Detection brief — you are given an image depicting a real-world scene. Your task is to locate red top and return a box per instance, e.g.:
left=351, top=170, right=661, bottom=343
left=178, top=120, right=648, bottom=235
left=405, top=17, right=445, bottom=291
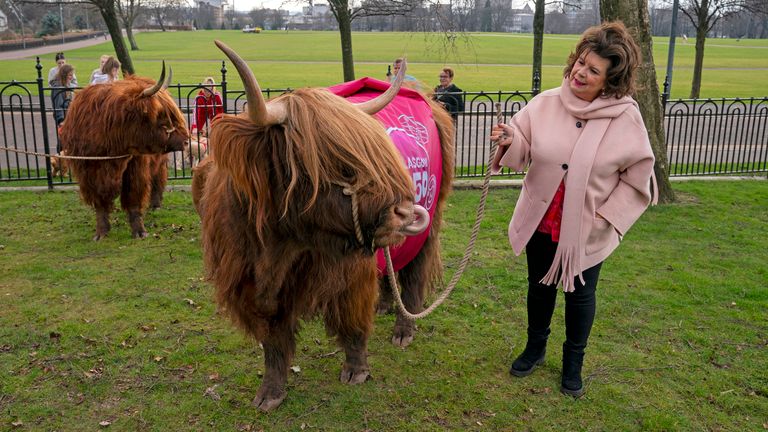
left=193, top=91, right=223, bottom=133
left=537, top=180, right=565, bottom=242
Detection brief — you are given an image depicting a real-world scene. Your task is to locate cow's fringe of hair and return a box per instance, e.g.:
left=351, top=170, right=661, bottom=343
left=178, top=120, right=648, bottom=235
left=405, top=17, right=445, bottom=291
left=211, top=88, right=414, bottom=245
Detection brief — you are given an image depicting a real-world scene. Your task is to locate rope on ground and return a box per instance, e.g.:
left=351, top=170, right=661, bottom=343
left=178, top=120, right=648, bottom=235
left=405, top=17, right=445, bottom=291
left=385, top=102, right=504, bottom=320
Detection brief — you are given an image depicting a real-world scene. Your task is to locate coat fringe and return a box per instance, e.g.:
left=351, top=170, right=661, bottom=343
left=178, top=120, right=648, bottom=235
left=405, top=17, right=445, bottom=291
left=540, top=245, right=585, bottom=292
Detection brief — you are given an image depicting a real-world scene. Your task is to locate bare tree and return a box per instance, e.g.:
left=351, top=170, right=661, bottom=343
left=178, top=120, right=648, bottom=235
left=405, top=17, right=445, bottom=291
left=601, top=0, right=675, bottom=202
left=22, top=0, right=136, bottom=74
left=531, top=0, right=583, bottom=91
left=324, top=0, right=419, bottom=81
left=145, top=0, right=184, bottom=31
left=677, top=0, right=765, bottom=97
left=116, top=0, right=141, bottom=50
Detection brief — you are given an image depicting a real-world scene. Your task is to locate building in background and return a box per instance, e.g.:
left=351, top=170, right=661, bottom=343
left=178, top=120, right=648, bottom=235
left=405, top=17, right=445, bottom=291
left=196, top=0, right=228, bottom=29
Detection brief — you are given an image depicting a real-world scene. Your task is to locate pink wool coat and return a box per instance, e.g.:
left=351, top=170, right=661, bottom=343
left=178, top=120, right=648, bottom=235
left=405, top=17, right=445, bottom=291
left=492, top=80, right=657, bottom=289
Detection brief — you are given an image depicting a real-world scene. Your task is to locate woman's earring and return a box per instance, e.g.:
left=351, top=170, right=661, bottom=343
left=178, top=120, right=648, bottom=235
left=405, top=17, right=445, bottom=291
left=601, top=88, right=606, bottom=96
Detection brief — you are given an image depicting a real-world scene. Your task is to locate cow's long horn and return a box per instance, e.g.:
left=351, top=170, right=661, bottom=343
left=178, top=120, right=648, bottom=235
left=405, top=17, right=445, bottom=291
left=402, top=204, right=430, bottom=236
left=214, top=40, right=286, bottom=126
left=161, top=67, right=172, bottom=91
left=355, top=58, right=407, bottom=115
left=142, top=61, right=166, bottom=97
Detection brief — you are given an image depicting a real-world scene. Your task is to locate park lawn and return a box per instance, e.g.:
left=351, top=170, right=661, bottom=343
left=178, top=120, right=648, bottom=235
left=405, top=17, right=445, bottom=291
left=1, top=30, right=766, bottom=98
left=0, top=180, right=766, bottom=431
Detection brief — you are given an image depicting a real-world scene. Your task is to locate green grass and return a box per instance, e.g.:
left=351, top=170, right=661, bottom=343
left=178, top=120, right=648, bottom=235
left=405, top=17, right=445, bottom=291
left=0, top=180, right=766, bottom=430
left=1, top=31, right=767, bottom=98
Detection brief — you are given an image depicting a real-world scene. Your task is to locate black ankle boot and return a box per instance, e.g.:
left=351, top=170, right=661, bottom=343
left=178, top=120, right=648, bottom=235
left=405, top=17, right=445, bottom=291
left=509, top=341, right=546, bottom=377
left=561, top=349, right=585, bottom=397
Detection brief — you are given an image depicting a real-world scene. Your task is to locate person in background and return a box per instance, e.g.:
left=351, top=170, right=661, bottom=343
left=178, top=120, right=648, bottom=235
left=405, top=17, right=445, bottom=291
left=90, top=56, right=121, bottom=84
left=48, top=52, right=78, bottom=88
left=191, top=77, right=224, bottom=136
left=489, top=21, right=657, bottom=398
left=433, top=67, right=464, bottom=120
left=89, top=55, right=110, bottom=84
left=387, top=58, right=421, bottom=91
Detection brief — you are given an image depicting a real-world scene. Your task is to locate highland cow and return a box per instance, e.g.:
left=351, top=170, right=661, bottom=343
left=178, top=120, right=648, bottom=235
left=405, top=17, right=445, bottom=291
left=193, top=41, right=454, bottom=412
left=59, top=64, right=189, bottom=240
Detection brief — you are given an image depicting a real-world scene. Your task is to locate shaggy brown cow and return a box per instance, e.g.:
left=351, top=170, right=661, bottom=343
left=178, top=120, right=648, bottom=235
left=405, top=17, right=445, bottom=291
left=59, top=64, right=189, bottom=240
left=193, top=41, right=453, bottom=412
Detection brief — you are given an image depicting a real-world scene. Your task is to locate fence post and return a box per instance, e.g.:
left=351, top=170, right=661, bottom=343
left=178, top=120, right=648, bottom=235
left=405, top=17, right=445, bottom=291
left=36, top=57, right=54, bottom=190
left=662, top=75, right=670, bottom=106
left=220, top=60, right=228, bottom=114
left=532, top=70, right=540, bottom=96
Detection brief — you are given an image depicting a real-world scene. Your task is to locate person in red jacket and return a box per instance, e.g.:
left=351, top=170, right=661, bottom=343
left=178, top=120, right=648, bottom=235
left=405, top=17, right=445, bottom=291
left=191, top=77, right=223, bottom=136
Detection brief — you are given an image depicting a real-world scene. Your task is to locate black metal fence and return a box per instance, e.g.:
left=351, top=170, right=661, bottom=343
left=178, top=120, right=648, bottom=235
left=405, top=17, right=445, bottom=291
left=1, top=58, right=766, bottom=188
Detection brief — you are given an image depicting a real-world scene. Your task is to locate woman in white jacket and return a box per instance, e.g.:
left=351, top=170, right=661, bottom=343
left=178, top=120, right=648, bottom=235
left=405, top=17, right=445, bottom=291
left=490, top=21, right=657, bottom=398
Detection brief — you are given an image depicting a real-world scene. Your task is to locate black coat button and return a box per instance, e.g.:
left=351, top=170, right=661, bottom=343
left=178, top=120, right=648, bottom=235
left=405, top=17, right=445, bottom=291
left=576, top=121, right=582, bottom=128
left=562, top=163, right=568, bottom=170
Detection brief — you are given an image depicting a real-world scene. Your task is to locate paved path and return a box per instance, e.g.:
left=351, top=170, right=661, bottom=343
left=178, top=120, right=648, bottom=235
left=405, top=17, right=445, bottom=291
left=0, top=34, right=113, bottom=61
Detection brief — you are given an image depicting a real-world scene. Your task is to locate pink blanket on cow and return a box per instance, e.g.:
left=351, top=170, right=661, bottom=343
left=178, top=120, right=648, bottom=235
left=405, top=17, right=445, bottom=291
left=329, top=78, right=443, bottom=274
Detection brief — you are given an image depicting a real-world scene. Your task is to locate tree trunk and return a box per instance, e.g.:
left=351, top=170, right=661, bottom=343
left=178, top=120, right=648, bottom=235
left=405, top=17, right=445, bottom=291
left=601, top=0, right=675, bottom=202
left=335, top=6, right=355, bottom=82
left=99, top=1, right=135, bottom=75
left=690, top=2, right=709, bottom=99
left=155, top=11, right=166, bottom=32
left=531, top=0, right=544, bottom=91
left=126, top=24, right=139, bottom=50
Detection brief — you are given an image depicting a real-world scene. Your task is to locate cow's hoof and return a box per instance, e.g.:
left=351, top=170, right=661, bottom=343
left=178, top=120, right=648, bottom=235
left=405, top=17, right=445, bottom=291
left=92, top=232, right=107, bottom=241
left=340, top=366, right=370, bottom=385
left=391, top=332, right=414, bottom=348
left=252, top=387, right=287, bottom=413
left=132, top=231, right=148, bottom=239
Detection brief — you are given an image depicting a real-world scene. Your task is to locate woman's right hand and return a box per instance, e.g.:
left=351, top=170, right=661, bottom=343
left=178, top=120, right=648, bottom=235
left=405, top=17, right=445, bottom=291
left=490, top=123, right=514, bottom=147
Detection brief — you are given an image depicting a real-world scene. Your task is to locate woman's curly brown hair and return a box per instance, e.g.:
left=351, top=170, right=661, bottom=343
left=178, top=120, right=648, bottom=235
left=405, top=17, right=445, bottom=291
left=563, top=21, right=642, bottom=99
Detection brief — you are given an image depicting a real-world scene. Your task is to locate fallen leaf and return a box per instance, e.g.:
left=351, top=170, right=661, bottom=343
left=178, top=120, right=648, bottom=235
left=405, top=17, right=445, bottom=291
left=49, top=331, right=62, bottom=341
left=290, top=366, right=301, bottom=373
left=208, top=372, right=220, bottom=381
left=153, top=356, right=164, bottom=362
left=204, top=385, right=221, bottom=401
left=11, top=420, right=23, bottom=427
left=99, top=420, right=111, bottom=427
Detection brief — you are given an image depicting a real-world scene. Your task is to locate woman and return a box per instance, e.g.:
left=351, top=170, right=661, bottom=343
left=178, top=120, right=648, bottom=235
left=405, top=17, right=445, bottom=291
left=433, top=67, right=464, bottom=119
left=489, top=21, right=657, bottom=398
left=89, top=55, right=110, bottom=84
left=90, top=56, right=121, bottom=84
left=52, top=64, right=76, bottom=127
left=48, top=52, right=78, bottom=87
left=191, top=77, right=223, bottom=136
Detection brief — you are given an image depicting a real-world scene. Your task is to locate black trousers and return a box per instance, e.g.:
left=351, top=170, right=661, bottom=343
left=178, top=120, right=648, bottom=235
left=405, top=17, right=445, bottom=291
left=524, top=231, right=602, bottom=355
